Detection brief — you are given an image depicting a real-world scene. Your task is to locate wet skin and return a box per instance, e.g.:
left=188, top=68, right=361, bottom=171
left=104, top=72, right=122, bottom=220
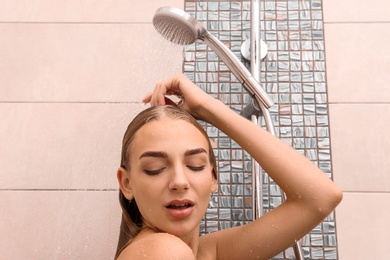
left=124, top=118, right=217, bottom=242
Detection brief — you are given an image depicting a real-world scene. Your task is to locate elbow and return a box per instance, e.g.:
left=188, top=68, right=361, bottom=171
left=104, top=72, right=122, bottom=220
left=330, top=184, right=343, bottom=208
left=332, top=186, right=343, bottom=209
left=317, top=185, right=343, bottom=218
left=334, top=187, right=344, bottom=205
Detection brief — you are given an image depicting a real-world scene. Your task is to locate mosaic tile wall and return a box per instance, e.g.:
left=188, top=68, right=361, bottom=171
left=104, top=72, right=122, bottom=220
left=183, top=0, right=337, bottom=259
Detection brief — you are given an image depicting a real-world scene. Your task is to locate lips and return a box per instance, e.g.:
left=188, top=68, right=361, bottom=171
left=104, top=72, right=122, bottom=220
left=165, top=200, right=194, bottom=219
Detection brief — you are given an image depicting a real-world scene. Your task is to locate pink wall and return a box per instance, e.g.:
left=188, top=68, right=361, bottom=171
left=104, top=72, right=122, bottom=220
left=0, top=1, right=183, bottom=258
left=324, top=1, right=390, bottom=259
left=2, top=0, right=390, bottom=259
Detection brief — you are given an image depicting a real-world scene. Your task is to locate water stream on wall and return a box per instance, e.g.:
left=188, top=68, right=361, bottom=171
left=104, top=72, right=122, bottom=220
left=115, top=28, right=185, bottom=102
left=88, top=28, right=186, bottom=190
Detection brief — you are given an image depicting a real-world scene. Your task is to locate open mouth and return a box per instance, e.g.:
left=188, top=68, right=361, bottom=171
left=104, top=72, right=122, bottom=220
left=165, top=200, right=195, bottom=218
left=166, top=203, right=193, bottom=210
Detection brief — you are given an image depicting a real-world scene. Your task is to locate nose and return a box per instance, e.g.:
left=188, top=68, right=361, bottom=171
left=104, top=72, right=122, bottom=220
left=168, top=166, right=190, bottom=192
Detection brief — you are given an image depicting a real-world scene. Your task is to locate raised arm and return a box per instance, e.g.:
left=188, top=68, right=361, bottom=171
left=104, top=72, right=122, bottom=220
left=144, top=74, right=343, bottom=260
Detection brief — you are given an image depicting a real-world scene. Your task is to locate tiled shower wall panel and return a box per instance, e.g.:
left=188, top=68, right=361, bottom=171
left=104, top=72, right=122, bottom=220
left=184, top=1, right=337, bottom=259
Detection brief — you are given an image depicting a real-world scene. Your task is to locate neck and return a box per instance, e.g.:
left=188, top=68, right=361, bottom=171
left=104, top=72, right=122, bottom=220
left=178, top=227, right=200, bottom=258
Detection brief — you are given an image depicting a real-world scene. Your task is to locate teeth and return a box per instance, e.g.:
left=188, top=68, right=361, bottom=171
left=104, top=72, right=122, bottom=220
left=168, top=203, right=192, bottom=208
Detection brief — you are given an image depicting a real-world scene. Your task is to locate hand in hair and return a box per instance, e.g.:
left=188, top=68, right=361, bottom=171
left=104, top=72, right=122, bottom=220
left=142, top=74, right=215, bottom=122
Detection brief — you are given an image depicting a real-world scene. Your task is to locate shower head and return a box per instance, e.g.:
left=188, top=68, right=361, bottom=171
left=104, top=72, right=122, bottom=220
left=153, top=6, right=206, bottom=45
left=153, top=6, right=274, bottom=109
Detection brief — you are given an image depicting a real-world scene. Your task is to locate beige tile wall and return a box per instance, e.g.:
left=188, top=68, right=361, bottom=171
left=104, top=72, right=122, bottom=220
left=0, top=1, right=183, bottom=258
left=324, top=0, right=390, bottom=259
left=4, top=1, right=387, bottom=259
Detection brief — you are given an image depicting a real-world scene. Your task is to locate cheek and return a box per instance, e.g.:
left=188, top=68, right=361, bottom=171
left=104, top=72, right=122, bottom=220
left=131, top=178, right=158, bottom=207
left=197, top=179, right=214, bottom=214
left=195, top=174, right=215, bottom=198
left=133, top=188, right=159, bottom=220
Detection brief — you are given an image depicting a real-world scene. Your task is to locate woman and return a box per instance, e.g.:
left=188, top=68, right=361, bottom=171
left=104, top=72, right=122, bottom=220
left=116, top=74, right=343, bottom=259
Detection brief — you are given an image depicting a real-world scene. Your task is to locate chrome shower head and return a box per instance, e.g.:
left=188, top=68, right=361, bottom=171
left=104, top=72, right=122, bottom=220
left=152, top=6, right=274, bottom=109
left=153, top=6, right=205, bottom=45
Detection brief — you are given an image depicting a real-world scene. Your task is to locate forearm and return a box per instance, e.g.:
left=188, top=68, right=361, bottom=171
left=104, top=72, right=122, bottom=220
left=201, top=99, right=342, bottom=213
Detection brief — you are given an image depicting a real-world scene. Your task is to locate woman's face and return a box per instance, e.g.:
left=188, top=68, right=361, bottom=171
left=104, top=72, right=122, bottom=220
left=127, top=117, right=217, bottom=237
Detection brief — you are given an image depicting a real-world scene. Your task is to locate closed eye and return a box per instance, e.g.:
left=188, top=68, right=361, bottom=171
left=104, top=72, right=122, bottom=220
left=144, top=168, right=166, bottom=175
left=187, top=165, right=206, bottom=172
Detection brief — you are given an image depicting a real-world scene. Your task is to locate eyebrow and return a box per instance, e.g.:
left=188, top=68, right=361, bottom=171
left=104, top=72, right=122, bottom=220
left=184, top=148, right=208, bottom=156
left=139, top=148, right=207, bottom=159
left=139, top=151, right=168, bottom=159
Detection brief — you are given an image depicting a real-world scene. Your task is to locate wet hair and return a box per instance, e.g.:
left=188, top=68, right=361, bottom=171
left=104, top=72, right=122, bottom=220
left=115, top=105, right=217, bottom=258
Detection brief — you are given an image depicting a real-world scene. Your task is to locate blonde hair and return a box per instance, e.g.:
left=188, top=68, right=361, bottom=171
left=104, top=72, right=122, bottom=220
left=115, top=105, right=217, bottom=258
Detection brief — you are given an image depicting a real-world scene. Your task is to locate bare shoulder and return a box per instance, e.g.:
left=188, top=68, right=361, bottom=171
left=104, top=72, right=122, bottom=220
left=118, top=233, right=195, bottom=260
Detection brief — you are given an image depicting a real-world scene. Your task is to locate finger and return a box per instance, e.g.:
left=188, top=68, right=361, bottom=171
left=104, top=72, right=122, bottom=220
left=154, top=78, right=177, bottom=106
left=156, top=82, right=168, bottom=106
left=149, top=82, right=167, bottom=106
left=142, top=92, right=153, bottom=103
left=149, top=94, right=160, bottom=106
left=143, top=74, right=186, bottom=106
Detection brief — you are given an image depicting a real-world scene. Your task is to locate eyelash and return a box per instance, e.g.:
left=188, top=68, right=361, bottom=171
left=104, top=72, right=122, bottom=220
left=143, top=168, right=165, bottom=176
left=187, top=165, right=206, bottom=172
left=143, top=165, right=206, bottom=175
